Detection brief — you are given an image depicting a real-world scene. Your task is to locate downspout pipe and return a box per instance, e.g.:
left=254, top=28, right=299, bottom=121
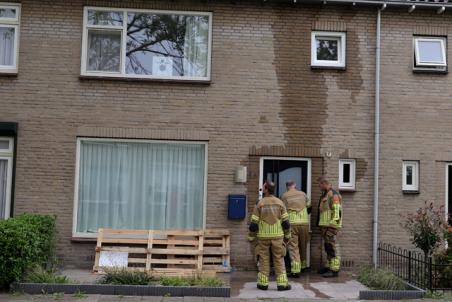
left=373, top=7, right=382, bottom=268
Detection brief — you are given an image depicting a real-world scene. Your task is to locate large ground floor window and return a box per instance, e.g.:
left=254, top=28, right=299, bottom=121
left=0, top=137, right=13, bottom=219
left=74, top=138, right=207, bottom=236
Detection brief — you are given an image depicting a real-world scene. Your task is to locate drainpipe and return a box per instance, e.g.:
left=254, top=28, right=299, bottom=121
left=373, top=6, right=382, bottom=268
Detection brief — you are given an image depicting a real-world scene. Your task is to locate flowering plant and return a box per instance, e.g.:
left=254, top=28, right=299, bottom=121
left=402, top=201, right=448, bottom=258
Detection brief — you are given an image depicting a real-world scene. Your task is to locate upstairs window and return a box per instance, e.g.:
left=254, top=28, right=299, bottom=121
left=339, top=159, right=355, bottom=191
left=311, top=31, right=346, bottom=68
left=0, top=3, right=20, bottom=73
left=81, top=7, right=212, bottom=81
left=402, top=161, right=419, bottom=192
left=414, top=37, right=447, bottom=72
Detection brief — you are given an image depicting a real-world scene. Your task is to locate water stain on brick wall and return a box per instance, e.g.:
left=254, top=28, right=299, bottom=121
left=272, top=4, right=328, bottom=149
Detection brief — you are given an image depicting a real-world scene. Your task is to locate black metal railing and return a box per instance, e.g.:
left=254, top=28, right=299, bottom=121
left=378, top=242, right=452, bottom=291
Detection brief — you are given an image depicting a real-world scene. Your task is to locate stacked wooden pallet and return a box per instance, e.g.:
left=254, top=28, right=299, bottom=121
left=93, top=228, right=230, bottom=276
left=203, top=229, right=231, bottom=273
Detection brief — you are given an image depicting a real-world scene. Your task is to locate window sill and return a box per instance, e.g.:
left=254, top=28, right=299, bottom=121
left=413, top=68, right=447, bottom=75
left=402, top=190, right=420, bottom=194
left=339, top=188, right=356, bottom=193
left=311, top=65, right=346, bottom=71
left=79, top=74, right=211, bottom=85
left=71, top=237, right=97, bottom=243
left=0, top=71, right=18, bottom=76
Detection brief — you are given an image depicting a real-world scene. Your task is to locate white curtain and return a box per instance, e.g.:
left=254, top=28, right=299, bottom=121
left=183, top=16, right=208, bottom=77
left=0, top=27, right=15, bottom=66
left=0, top=159, right=7, bottom=219
left=76, top=140, right=206, bottom=234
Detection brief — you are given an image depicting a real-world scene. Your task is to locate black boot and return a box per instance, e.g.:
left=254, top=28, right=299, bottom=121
left=317, top=267, right=330, bottom=274
left=257, top=284, right=268, bottom=290
left=277, top=284, right=292, bottom=291
left=322, top=270, right=339, bottom=278
left=289, top=272, right=301, bottom=278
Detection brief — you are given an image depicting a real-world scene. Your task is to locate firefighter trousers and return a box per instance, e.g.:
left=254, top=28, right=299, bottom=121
left=255, top=238, right=289, bottom=287
left=321, top=227, right=341, bottom=272
left=288, top=224, right=310, bottom=273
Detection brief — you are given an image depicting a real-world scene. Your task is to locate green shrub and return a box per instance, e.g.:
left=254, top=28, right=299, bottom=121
left=22, top=266, right=70, bottom=284
left=159, top=276, right=191, bottom=287
left=98, top=269, right=224, bottom=287
left=0, top=213, right=57, bottom=288
left=358, top=266, right=406, bottom=290
left=159, top=276, right=224, bottom=287
left=98, top=268, right=153, bottom=285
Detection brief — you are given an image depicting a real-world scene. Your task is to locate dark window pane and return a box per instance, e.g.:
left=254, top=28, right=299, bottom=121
left=406, top=166, right=413, bottom=185
left=88, top=10, right=123, bottom=26
left=316, top=38, right=338, bottom=61
left=343, top=164, right=350, bottom=183
left=87, top=30, right=121, bottom=72
left=126, top=13, right=209, bottom=77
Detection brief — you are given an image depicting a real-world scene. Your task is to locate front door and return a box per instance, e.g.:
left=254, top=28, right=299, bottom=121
left=259, top=157, right=312, bottom=267
left=260, top=158, right=310, bottom=199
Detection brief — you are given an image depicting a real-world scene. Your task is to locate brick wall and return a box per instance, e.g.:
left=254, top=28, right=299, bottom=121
left=2, top=0, right=448, bottom=270
left=378, top=8, right=452, bottom=248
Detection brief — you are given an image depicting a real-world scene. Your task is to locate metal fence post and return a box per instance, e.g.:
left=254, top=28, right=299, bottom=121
left=408, top=251, right=412, bottom=284
left=428, top=257, right=433, bottom=290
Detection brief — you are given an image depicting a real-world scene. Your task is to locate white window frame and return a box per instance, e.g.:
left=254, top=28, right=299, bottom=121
left=339, top=159, right=356, bottom=191
left=0, top=137, right=14, bottom=219
left=81, top=6, right=212, bottom=81
left=402, top=161, right=419, bottom=192
left=0, top=3, right=20, bottom=73
left=311, top=31, right=346, bottom=68
left=414, top=37, right=447, bottom=68
left=72, top=137, right=209, bottom=238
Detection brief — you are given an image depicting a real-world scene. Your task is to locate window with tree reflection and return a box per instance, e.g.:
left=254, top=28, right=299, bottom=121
left=82, top=8, right=211, bottom=80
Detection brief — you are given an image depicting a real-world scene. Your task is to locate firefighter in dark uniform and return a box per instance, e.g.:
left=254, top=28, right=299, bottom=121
left=248, top=181, right=292, bottom=291
left=317, top=176, right=343, bottom=278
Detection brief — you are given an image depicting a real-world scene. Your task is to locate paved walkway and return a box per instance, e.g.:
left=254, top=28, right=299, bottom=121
left=1, top=270, right=446, bottom=301
left=0, top=295, right=450, bottom=302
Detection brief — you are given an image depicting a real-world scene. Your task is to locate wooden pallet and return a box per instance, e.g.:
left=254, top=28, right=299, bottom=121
left=203, top=229, right=231, bottom=273
left=93, top=228, right=230, bottom=275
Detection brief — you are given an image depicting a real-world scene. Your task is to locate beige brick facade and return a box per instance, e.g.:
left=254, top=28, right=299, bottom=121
left=0, top=0, right=450, bottom=270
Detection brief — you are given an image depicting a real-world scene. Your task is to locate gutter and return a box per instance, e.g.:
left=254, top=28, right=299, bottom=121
left=373, top=6, right=382, bottom=268
left=267, top=0, right=450, bottom=10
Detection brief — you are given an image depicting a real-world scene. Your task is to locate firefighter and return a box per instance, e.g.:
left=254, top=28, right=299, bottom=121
left=281, top=180, right=311, bottom=278
left=248, top=180, right=292, bottom=291
left=317, top=176, right=343, bottom=278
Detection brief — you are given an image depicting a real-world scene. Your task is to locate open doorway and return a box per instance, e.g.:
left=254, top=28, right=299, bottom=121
left=259, top=157, right=312, bottom=267
left=259, top=157, right=311, bottom=200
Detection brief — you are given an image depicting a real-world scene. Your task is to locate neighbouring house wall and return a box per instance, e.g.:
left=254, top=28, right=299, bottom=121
left=379, top=9, right=452, bottom=248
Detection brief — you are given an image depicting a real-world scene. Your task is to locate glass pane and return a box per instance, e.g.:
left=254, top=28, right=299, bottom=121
left=0, top=8, right=16, bottom=18
left=0, top=159, right=7, bottom=219
left=406, top=166, right=413, bottom=185
left=87, top=10, right=123, bottom=26
left=126, top=13, right=209, bottom=77
left=317, top=38, right=339, bottom=61
left=343, top=163, right=351, bottom=183
left=417, top=40, right=444, bottom=63
left=0, top=140, right=9, bottom=150
left=0, top=27, right=15, bottom=66
left=87, top=30, right=121, bottom=72
left=279, top=167, right=302, bottom=199
left=77, top=141, right=205, bottom=233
